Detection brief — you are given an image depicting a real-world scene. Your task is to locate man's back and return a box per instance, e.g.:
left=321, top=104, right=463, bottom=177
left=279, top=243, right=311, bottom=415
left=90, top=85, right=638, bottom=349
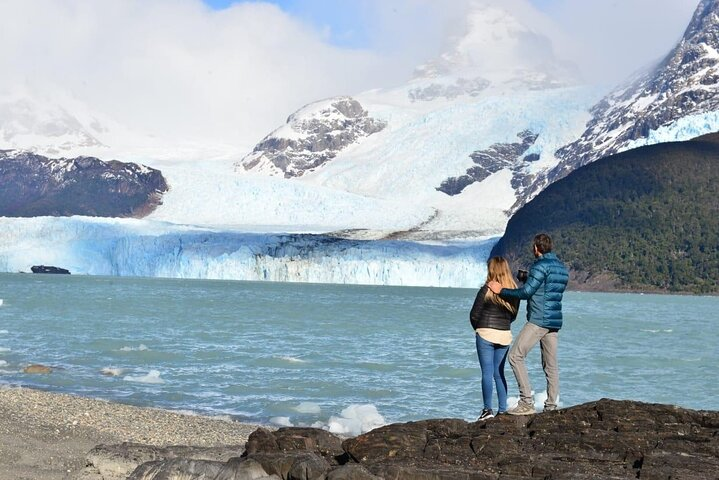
left=530, top=252, right=569, bottom=330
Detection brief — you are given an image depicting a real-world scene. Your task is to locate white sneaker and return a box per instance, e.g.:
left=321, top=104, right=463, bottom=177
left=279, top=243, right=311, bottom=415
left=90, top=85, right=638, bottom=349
left=507, top=401, right=536, bottom=416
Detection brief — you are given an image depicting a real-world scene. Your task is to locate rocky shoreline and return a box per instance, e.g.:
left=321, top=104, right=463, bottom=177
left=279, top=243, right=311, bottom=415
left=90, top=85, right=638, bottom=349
left=1, top=387, right=717, bottom=479
left=0, top=386, right=258, bottom=479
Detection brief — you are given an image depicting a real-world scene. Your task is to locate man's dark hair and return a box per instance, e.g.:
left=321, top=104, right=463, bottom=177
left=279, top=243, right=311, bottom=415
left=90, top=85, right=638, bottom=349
left=534, top=233, right=553, bottom=254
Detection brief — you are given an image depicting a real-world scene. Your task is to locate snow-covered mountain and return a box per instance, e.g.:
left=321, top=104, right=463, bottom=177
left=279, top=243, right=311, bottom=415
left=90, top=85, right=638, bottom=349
left=236, top=5, right=598, bottom=235
left=239, top=97, right=387, bottom=178
left=513, top=0, right=719, bottom=208
left=2, top=1, right=719, bottom=287
left=0, top=89, right=106, bottom=156
left=240, top=0, right=719, bottom=228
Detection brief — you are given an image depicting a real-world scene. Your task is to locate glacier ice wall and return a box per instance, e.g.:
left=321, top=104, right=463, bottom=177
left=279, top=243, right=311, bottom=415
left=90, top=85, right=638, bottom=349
left=0, top=217, right=495, bottom=288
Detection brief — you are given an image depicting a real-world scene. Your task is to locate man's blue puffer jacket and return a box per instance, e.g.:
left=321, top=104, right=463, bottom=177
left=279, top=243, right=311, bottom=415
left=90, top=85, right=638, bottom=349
left=500, top=252, right=569, bottom=330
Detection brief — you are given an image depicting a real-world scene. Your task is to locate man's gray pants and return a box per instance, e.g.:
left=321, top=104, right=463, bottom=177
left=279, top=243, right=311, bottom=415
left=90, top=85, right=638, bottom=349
left=508, top=322, right=559, bottom=408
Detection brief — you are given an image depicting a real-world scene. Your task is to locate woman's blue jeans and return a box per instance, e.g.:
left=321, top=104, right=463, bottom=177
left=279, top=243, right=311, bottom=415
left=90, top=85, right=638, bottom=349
left=475, top=335, right=509, bottom=413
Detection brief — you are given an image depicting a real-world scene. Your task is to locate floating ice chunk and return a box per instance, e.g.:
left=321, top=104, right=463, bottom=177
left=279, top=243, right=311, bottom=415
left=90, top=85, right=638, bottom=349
left=0, top=347, right=10, bottom=353
left=327, top=404, right=386, bottom=436
left=293, top=402, right=322, bottom=414
left=119, top=344, right=149, bottom=352
left=270, top=416, right=293, bottom=427
left=0, top=299, right=4, bottom=306
left=0, top=330, right=7, bottom=334
left=507, top=391, right=560, bottom=412
left=278, top=356, right=306, bottom=363
left=123, top=370, right=165, bottom=384
left=0, top=360, right=7, bottom=366
left=101, top=367, right=124, bottom=376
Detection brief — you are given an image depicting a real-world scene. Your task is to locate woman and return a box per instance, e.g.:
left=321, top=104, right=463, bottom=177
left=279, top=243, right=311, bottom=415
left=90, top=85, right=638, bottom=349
left=470, top=257, right=519, bottom=420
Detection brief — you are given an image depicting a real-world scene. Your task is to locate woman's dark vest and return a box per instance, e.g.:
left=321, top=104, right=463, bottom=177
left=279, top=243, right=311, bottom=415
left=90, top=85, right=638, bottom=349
left=470, top=285, right=518, bottom=330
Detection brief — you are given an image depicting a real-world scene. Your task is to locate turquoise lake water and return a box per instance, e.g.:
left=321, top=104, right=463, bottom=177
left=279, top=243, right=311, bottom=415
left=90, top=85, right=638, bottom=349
left=0, top=273, right=716, bottom=433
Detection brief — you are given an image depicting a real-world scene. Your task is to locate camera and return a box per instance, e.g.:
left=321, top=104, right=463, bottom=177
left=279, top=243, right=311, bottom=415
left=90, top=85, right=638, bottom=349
left=516, top=269, right=528, bottom=283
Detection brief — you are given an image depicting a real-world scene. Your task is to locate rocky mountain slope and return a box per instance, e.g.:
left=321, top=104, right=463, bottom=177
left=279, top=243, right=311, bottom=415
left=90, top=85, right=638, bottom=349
left=513, top=0, right=719, bottom=209
left=239, top=97, right=386, bottom=178
left=235, top=5, right=595, bottom=235
left=0, top=151, right=167, bottom=217
left=3, top=3, right=719, bottom=243
left=490, top=133, right=719, bottom=294
left=235, top=0, right=719, bottom=235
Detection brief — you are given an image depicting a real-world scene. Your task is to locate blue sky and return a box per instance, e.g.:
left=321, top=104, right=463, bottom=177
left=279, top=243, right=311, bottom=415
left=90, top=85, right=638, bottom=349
left=203, top=0, right=377, bottom=47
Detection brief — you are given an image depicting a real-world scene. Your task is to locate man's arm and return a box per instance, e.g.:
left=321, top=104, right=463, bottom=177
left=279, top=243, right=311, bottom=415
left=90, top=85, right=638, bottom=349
left=488, top=266, right=546, bottom=300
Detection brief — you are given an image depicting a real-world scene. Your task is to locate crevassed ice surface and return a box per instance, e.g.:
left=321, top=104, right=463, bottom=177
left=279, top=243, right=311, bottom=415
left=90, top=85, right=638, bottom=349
left=0, top=217, right=495, bottom=288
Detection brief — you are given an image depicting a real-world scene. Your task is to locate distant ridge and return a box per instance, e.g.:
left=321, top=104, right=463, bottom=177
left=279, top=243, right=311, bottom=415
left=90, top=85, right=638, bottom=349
left=491, top=133, right=719, bottom=294
left=0, top=151, right=167, bottom=218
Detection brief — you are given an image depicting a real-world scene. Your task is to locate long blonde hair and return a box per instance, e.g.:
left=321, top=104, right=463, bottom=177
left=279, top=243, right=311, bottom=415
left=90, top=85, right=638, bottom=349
left=484, top=257, right=518, bottom=314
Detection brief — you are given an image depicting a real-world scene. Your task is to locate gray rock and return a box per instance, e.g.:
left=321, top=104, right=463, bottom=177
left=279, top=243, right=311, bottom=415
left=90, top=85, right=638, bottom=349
left=437, top=130, right=539, bottom=196
left=85, top=399, right=719, bottom=479
left=245, top=427, right=344, bottom=460
left=129, top=457, right=283, bottom=480
left=326, top=464, right=382, bottom=480
left=84, top=442, right=243, bottom=479
left=287, top=453, right=331, bottom=480
left=238, top=97, right=386, bottom=178
left=128, top=458, right=225, bottom=479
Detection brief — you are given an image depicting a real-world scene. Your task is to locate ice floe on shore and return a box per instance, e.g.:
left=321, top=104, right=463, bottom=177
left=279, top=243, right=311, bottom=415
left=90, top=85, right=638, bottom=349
left=123, top=370, right=165, bottom=384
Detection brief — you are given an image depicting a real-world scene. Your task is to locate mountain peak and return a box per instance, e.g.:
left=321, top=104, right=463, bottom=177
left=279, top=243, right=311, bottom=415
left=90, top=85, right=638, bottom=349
left=680, top=0, right=719, bottom=41
left=414, top=4, right=579, bottom=88
left=511, top=0, right=719, bottom=211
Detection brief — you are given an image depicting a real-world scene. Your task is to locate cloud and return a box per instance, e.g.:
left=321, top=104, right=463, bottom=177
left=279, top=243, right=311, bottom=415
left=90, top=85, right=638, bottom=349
left=0, top=0, right=406, bottom=149
left=531, top=0, right=699, bottom=83
left=0, top=0, right=703, bottom=154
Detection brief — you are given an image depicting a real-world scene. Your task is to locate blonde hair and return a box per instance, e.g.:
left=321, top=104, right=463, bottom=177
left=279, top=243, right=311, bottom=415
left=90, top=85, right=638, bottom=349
left=484, top=257, right=518, bottom=314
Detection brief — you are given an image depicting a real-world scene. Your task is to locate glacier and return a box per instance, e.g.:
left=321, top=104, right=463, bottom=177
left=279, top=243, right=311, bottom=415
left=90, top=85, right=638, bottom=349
left=0, top=217, right=495, bottom=288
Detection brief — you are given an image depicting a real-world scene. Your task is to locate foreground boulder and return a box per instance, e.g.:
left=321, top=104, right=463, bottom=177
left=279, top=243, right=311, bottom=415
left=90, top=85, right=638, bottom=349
left=80, top=443, right=244, bottom=479
left=123, top=399, right=718, bottom=479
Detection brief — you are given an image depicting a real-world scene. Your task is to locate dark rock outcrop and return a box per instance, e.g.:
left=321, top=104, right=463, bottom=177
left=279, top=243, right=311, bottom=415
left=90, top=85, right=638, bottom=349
left=437, top=130, right=539, bottom=196
left=124, top=399, right=719, bottom=480
left=31, top=265, right=70, bottom=274
left=0, top=150, right=167, bottom=217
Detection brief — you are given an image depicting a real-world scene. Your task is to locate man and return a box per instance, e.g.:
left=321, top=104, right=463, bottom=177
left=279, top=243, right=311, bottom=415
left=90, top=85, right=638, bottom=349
left=488, top=233, right=569, bottom=415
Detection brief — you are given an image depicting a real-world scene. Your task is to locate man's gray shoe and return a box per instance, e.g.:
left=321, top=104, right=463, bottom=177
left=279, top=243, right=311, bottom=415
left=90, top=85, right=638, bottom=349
left=544, top=405, right=558, bottom=412
left=507, top=401, right=536, bottom=415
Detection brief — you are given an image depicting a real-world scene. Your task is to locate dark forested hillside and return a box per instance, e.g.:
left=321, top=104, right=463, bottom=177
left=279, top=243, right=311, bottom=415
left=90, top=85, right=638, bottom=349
left=491, top=133, right=719, bottom=294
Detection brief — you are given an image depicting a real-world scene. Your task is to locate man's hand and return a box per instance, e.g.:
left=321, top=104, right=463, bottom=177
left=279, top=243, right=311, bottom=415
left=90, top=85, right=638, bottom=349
left=487, top=280, right=502, bottom=294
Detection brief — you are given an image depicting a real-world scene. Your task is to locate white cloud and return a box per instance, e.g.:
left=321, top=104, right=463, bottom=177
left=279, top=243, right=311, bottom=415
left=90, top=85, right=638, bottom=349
left=0, top=0, right=398, bottom=149
left=0, top=0, right=703, bottom=154
left=530, top=0, right=699, bottom=83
